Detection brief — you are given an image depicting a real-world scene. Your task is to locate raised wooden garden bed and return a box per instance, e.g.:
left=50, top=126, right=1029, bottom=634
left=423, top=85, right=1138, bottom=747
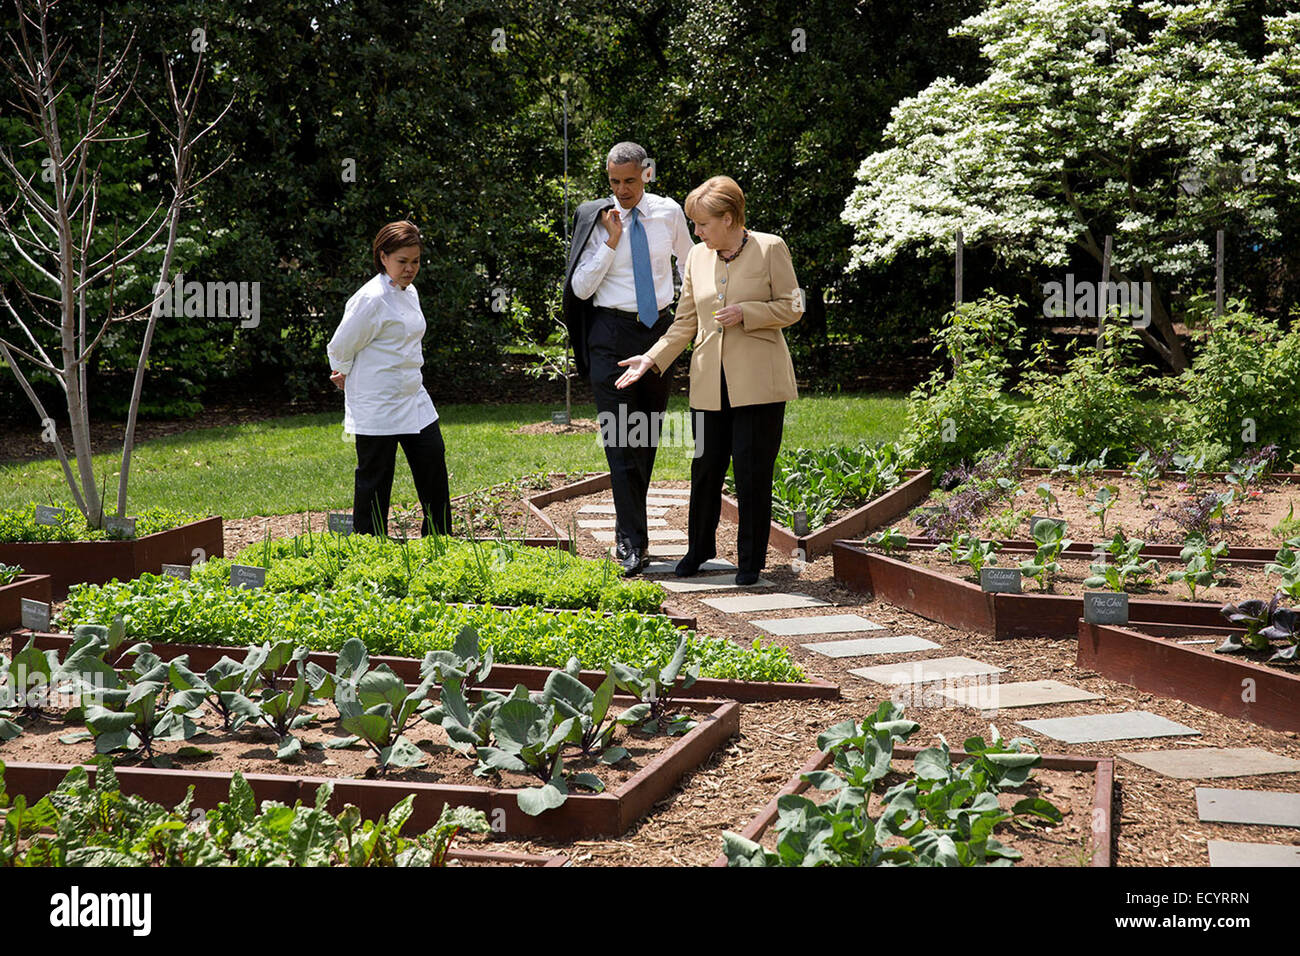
left=720, top=469, right=933, bottom=559
left=0, top=517, right=224, bottom=600
left=8, top=631, right=838, bottom=703
left=0, top=574, right=52, bottom=631
left=1078, top=620, right=1300, bottom=734
left=0, top=696, right=740, bottom=841
left=525, top=472, right=614, bottom=546
left=832, top=541, right=1229, bottom=639
left=710, top=745, right=1115, bottom=867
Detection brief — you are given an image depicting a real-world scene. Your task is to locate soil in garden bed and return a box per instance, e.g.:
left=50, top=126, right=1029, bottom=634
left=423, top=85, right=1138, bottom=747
left=754, top=758, right=1100, bottom=867
left=893, top=473, right=1297, bottom=548
left=0, top=699, right=703, bottom=793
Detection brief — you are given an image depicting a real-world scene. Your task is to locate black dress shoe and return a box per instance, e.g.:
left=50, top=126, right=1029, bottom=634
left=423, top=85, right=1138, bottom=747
left=735, top=570, right=760, bottom=586
left=621, top=549, right=649, bottom=576
left=615, top=539, right=630, bottom=561
left=674, top=558, right=700, bottom=577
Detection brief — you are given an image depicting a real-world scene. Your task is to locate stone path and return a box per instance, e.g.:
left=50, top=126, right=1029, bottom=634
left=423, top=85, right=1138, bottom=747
left=564, top=486, right=1300, bottom=867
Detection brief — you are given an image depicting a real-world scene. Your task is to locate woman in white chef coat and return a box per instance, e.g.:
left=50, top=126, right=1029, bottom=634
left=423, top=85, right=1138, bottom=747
left=327, top=220, right=452, bottom=537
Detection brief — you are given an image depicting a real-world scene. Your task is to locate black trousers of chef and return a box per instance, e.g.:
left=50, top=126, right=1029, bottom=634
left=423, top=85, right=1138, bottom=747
left=587, top=306, right=675, bottom=555
left=684, top=366, right=785, bottom=575
left=353, top=419, right=452, bottom=537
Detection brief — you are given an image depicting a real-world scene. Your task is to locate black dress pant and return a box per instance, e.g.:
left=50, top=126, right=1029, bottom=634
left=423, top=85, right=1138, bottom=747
left=588, top=307, right=675, bottom=554
left=685, top=367, right=785, bottom=574
left=353, top=418, right=452, bottom=537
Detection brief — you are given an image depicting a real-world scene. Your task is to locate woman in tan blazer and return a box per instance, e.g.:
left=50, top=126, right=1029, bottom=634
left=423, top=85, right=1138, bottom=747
left=616, top=176, right=801, bottom=585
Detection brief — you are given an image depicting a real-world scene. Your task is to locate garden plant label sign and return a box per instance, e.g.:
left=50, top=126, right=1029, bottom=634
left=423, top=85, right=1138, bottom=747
left=104, top=516, right=137, bottom=539
left=161, top=563, right=192, bottom=580
left=327, top=512, right=354, bottom=535
left=21, top=598, right=51, bottom=632
left=552, top=410, right=570, bottom=425
left=1084, top=591, right=1129, bottom=625
left=980, top=566, right=1022, bottom=593
left=792, top=510, right=810, bottom=535
left=34, top=505, right=66, bottom=526
left=230, top=565, right=267, bottom=590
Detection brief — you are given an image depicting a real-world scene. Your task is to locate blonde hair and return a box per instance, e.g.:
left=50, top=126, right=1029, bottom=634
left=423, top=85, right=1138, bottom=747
left=684, top=176, right=745, bottom=229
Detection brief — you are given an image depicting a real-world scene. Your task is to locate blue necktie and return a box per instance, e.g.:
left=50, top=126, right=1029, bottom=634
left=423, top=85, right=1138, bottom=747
left=626, top=207, right=658, bottom=327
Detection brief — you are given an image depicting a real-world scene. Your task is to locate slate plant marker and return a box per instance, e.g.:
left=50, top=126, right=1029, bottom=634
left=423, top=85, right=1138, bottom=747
left=20, top=598, right=51, bottom=632
left=327, top=512, right=354, bottom=535
left=230, top=565, right=268, bottom=590
left=792, top=510, right=809, bottom=535
left=103, top=515, right=137, bottom=539
left=161, top=563, right=192, bottom=580
left=552, top=411, right=570, bottom=425
left=34, top=505, right=66, bottom=526
left=980, top=566, right=1022, bottom=593
left=1084, top=590, right=1129, bottom=625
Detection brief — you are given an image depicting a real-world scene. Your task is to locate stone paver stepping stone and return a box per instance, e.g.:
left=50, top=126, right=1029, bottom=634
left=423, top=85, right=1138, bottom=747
left=1195, top=787, right=1300, bottom=828
left=648, top=544, right=689, bottom=557
left=1017, top=711, right=1200, bottom=744
left=644, top=559, right=736, bottom=575
left=801, top=635, right=941, bottom=658
left=849, top=656, right=1005, bottom=685
left=578, top=504, right=667, bottom=516
left=751, top=613, right=886, bottom=636
left=1119, top=748, right=1300, bottom=780
left=591, top=529, right=686, bottom=543
left=701, top=592, right=830, bottom=614
left=577, top=518, right=667, bottom=529
left=1208, top=840, right=1300, bottom=867
left=645, top=499, right=687, bottom=508
left=939, top=679, right=1102, bottom=711
left=659, top=574, right=773, bottom=593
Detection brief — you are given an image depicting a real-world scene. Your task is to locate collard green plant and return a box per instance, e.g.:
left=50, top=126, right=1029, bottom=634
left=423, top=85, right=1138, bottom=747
left=1019, top=518, right=1072, bottom=591
left=541, top=658, right=646, bottom=763
left=1166, top=532, right=1228, bottom=600
left=1035, top=482, right=1058, bottom=515
left=337, top=665, right=438, bottom=774
left=82, top=644, right=206, bottom=765
left=864, top=526, right=909, bottom=554
left=611, top=635, right=700, bottom=735
left=1083, top=533, right=1157, bottom=592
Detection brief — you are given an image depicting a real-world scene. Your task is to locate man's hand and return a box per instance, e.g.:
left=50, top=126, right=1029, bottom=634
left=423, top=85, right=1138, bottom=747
left=601, top=207, right=623, bottom=249
left=714, top=305, right=744, bottom=328
left=615, top=355, right=654, bottom=389
left=330, top=371, right=346, bottom=390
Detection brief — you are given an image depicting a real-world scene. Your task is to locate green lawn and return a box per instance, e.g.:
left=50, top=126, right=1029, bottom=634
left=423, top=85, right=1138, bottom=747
left=0, top=393, right=908, bottom=518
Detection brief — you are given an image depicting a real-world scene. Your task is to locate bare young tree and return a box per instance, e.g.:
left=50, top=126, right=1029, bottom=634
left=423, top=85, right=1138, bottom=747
left=0, top=0, right=229, bottom=526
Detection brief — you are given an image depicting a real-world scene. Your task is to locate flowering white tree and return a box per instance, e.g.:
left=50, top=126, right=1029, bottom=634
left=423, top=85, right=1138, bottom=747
left=841, top=0, right=1300, bottom=371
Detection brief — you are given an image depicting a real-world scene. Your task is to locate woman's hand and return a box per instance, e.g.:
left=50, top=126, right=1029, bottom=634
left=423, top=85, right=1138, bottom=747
left=330, top=371, right=346, bottom=390
left=615, top=355, right=654, bottom=389
left=714, top=305, right=744, bottom=328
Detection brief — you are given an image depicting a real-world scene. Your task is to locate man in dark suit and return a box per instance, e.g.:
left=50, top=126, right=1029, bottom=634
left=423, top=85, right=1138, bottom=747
left=562, top=141, right=694, bottom=574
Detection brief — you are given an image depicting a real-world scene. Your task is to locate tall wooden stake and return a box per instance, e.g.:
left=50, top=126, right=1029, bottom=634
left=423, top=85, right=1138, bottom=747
left=1215, top=229, right=1225, bottom=316
left=1098, top=234, right=1112, bottom=348
left=954, top=228, right=963, bottom=309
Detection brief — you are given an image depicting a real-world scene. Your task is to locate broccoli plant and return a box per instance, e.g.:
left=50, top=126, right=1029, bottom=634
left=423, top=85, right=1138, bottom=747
left=541, top=658, right=647, bottom=763
left=425, top=680, right=510, bottom=760
left=936, top=534, right=1000, bottom=577
left=419, top=626, right=494, bottom=697
left=1265, top=541, right=1300, bottom=601
left=611, top=635, right=700, bottom=735
left=82, top=644, right=207, bottom=766
left=167, top=655, right=262, bottom=732
left=1083, top=533, right=1157, bottom=592
left=1166, top=533, right=1229, bottom=601
left=1088, top=485, right=1119, bottom=536
left=475, top=690, right=603, bottom=815
left=1034, top=482, right=1058, bottom=515
left=1126, top=451, right=1161, bottom=503
left=336, top=666, right=438, bottom=774
left=1018, top=518, right=1073, bottom=592
left=864, top=527, right=909, bottom=554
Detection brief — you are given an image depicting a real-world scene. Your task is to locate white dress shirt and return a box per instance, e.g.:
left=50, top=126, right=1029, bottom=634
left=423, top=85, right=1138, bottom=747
left=571, top=191, right=694, bottom=312
left=327, top=273, right=438, bottom=436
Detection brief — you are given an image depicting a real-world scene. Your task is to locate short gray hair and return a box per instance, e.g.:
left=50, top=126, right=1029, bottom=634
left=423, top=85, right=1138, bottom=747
left=606, top=141, right=647, bottom=168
